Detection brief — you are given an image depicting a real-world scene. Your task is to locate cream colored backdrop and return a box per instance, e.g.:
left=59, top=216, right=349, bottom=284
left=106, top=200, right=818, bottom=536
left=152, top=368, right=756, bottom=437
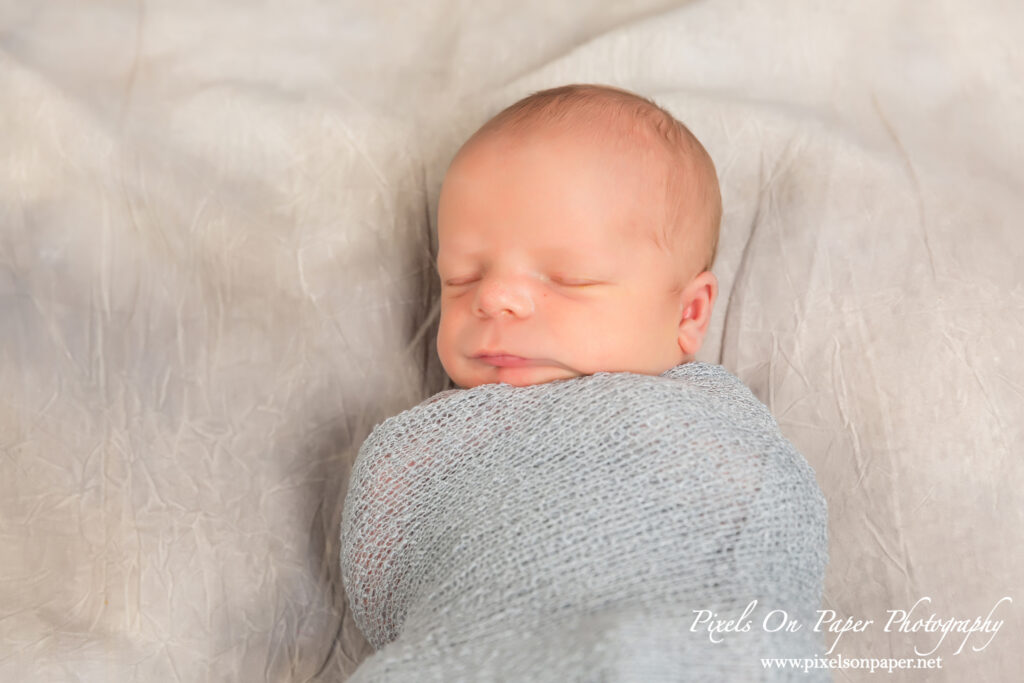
left=1, top=1, right=1021, bottom=681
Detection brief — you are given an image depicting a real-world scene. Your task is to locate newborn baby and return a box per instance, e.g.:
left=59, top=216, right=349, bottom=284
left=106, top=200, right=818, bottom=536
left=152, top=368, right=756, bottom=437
left=435, top=83, right=721, bottom=389
left=341, top=84, right=828, bottom=681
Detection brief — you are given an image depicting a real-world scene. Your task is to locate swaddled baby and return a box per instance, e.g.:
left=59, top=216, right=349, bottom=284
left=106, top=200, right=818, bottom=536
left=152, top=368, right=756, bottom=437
left=341, top=84, right=829, bottom=681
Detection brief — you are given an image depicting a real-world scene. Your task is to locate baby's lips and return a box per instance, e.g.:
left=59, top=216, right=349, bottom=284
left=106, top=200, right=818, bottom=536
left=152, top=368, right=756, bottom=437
left=476, top=355, right=543, bottom=367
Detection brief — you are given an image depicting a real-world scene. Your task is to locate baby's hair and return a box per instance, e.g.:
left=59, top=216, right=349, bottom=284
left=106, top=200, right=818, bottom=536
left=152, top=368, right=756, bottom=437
left=469, top=83, right=722, bottom=274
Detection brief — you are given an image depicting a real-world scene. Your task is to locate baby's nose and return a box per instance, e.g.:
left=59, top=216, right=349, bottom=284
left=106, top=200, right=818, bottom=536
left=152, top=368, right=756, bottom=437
left=473, top=274, right=536, bottom=319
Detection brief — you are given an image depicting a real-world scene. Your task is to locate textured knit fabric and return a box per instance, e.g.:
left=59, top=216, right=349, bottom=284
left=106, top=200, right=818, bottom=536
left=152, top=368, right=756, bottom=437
left=340, top=362, right=829, bottom=681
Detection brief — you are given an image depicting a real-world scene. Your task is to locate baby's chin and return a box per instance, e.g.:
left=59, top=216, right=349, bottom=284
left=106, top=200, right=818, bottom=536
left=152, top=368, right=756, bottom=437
left=457, top=363, right=582, bottom=389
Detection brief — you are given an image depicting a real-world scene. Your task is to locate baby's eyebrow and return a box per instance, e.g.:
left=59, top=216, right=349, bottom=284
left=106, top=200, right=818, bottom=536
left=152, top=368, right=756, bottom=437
left=439, top=244, right=588, bottom=260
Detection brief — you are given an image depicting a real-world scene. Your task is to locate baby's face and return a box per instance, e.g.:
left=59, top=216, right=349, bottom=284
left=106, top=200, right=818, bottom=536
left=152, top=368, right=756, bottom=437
left=436, top=127, right=695, bottom=389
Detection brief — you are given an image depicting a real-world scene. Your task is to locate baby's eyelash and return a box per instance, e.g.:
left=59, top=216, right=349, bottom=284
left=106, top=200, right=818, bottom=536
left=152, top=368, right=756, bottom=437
left=441, top=276, right=601, bottom=287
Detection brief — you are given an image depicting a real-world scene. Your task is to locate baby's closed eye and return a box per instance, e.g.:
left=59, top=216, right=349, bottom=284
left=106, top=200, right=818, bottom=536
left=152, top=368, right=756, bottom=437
left=441, top=274, right=605, bottom=288
left=548, top=275, right=605, bottom=287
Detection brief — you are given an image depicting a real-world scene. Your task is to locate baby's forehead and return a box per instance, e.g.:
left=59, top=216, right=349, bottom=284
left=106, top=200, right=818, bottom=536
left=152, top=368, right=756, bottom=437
left=452, top=121, right=679, bottom=219
left=488, top=108, right=673, bottom=165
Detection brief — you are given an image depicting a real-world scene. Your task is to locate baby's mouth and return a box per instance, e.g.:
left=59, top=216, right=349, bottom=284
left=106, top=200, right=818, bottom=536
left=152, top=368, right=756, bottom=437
left=475, top=354, right=540, bottom=368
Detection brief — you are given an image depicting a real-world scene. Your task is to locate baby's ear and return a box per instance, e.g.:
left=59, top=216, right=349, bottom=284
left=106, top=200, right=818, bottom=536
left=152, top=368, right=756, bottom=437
left=676, top=271, right=718, bottom=357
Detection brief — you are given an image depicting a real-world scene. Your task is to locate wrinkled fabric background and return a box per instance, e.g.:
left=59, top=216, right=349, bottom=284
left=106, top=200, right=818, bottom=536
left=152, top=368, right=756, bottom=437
left=1, top=1, right=1021, bottom=681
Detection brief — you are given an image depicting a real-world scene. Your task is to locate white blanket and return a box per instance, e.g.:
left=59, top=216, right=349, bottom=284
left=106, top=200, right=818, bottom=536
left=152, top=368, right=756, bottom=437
left=1, top=1, right=1021, bottom=681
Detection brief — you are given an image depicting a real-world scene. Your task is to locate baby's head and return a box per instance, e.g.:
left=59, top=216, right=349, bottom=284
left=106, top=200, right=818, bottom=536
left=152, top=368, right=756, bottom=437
left=436, top=84, right=721, bottom=389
